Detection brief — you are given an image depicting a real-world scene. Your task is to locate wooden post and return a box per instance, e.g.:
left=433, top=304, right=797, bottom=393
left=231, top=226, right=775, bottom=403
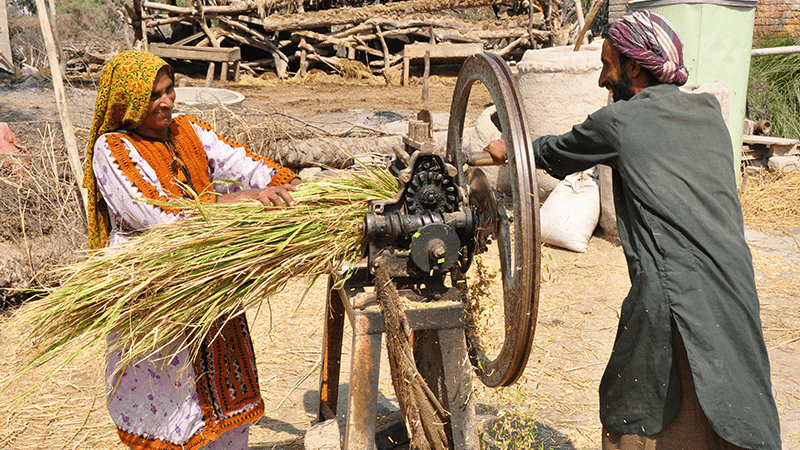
left=273, top=50, right=287, bottom=78
left=299, top=38, right=308, bottom=77
left=574, top=0, right=588, bottom=45
left=46, top=0, right=66, bottom=78
left=0, top=0, right=13, bottom=73
left=232, top=60, right=240, bottom=81
left=375, top=25, right=391, bottom=85
left=574, top=0, right=603, bottom=51
left=34, top=0, right=88, bottom=215
left=205, top=62, right=215, bottom=87
left=137, top=0, right=148, bottom=50
left=423, top=50, right=430, bottom=106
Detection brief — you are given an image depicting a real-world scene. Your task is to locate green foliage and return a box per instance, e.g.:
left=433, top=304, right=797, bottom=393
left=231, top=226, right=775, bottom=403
left=56, top=0, right=127, bottom=38
left=7, top=0, right=36, bottom=16
left=748, top=36, right=800, bottom=140
left=8, top=0, right=127, bottom=39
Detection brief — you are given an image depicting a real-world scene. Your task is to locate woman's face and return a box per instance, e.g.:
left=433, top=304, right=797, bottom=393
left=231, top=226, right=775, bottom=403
left=135, top=67, right=175, bottom=139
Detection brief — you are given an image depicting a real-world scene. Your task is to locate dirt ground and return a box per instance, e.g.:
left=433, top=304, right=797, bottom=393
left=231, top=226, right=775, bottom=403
left=0, top=69, right=799, bottom=449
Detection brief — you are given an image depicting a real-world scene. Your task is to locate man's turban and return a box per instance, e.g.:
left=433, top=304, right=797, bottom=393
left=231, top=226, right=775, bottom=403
left=608, top=10, right=689, bottom=86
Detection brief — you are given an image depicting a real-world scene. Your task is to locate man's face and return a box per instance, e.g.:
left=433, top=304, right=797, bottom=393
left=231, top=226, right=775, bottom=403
left=598, top=40, right=635, bottom=102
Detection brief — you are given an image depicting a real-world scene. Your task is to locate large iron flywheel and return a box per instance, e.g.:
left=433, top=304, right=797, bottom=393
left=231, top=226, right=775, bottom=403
left=446, top=52, right=541, bottom=388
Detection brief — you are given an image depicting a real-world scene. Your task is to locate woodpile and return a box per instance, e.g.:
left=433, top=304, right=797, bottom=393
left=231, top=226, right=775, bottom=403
left=116, top=0, right=562, bottom=80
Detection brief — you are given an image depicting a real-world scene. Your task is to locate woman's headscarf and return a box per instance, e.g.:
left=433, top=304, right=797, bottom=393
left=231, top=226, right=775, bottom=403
left=84, top=50, right=173, bottom=249
left=607, top=10, right=689, bottom=86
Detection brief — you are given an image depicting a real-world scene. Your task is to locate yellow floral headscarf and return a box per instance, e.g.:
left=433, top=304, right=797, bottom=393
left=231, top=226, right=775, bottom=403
left=84, top=50, right=173, bottom=249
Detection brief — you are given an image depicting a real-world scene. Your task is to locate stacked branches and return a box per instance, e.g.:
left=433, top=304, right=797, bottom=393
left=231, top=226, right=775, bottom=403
left=123, top=0, right=554, bottom=79
left=5, top=167, right=398, bottom=388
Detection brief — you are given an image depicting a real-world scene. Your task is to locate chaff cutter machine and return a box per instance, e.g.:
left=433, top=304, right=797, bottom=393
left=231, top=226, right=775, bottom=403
left=317, top=53, right=541, bottom=449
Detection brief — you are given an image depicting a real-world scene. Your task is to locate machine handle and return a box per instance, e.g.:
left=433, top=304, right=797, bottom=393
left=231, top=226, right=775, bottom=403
left=466, top=151, right=495, bottom=166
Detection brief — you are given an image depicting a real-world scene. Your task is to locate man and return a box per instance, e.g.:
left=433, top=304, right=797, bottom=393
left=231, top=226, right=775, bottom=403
left=488, top=10, right=781, bottom=449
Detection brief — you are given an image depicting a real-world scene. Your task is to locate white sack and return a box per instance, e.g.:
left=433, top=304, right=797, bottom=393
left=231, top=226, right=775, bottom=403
left=539, top=167, right=600, bottom=253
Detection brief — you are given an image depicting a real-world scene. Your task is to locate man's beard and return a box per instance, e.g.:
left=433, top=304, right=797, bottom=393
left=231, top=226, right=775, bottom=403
left=609, top=72, right=635, bottom=102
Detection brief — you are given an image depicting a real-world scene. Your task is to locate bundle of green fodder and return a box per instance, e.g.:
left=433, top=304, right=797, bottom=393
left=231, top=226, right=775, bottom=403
left=5, top=166, right=398, bottom=386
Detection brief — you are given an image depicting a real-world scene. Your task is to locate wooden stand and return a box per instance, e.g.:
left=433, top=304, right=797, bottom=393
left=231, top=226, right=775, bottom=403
left=318, top=267, right=479, bottom=450
left=402, top=43, right=483, bottom=86
left=149, top=43, right=241, bottom=86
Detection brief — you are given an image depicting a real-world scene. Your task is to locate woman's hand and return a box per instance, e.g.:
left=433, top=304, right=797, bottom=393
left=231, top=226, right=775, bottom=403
left=217, top=184, right=298, bottom=206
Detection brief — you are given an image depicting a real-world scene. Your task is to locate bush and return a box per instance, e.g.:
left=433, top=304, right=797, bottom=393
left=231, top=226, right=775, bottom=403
left=7, top=0, right=126, bottom=43
left=748, top=36, right=800, bottom=140
left=55, top=0, right=127, bottom=39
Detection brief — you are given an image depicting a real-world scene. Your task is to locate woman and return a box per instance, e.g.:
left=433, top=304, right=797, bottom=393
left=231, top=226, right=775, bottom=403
left=84, top=49, right=301, bottom=450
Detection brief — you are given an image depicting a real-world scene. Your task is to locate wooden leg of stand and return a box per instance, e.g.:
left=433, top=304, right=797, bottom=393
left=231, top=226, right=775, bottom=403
left=205, top=62, right=215, bottom=87
left=439, top=328, right=479, bottom=449
left=318, top=275, right=346, bottom=421
left=344, top=314, right=381, bottom=450
left=221, top=61, right=229, bottom=81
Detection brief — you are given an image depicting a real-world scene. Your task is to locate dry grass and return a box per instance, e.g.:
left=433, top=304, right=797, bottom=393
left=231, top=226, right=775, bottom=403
left=750, top=247, right=800, bottom=350
left=177, top=104, right=325, bottom=158
left=740, top=170, right=800, bottom=230
left=336, top=59, right=385, bottom=84
left=0, top=122, right=84, bottom=244
left=0, top=122, right=86, bottom=307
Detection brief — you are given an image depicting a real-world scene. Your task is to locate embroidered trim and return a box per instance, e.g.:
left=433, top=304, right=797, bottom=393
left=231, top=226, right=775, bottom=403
left=116, top=314, right=264, bottom=450
left=116, top=401, right=264, bottom=450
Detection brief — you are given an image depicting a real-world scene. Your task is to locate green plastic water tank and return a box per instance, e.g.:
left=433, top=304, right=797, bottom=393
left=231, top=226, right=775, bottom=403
left=627, top=0, right=756, bottom=180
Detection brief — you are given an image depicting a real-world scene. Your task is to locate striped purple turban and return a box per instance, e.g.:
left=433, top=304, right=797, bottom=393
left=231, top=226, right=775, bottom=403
left=608, top=10, right=689, bottom=86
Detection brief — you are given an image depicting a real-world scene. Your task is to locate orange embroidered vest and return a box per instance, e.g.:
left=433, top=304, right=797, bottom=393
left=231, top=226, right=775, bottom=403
left=106, top=115, right=216, bottom=214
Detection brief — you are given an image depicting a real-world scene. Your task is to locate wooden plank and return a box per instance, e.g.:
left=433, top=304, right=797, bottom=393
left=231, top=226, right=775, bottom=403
left=403, top=42, right=483, bottom=60
left=742, top=134, right=798, bottom=147
left=403, top=43, right=482, bottom=86
left=149, top=43, right=241, bottom=62
left=743, top=134, right=799, bottom=156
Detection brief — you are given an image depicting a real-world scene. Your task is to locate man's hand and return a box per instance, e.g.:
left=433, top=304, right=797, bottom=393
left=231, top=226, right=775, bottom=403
left=217, top=184, right=298, bottom=206
left=484, top=139, right=507, bottom=165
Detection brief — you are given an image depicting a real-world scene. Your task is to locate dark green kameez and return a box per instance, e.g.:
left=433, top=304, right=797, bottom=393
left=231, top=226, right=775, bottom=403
left=533, top=84, right=781, bottom=449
